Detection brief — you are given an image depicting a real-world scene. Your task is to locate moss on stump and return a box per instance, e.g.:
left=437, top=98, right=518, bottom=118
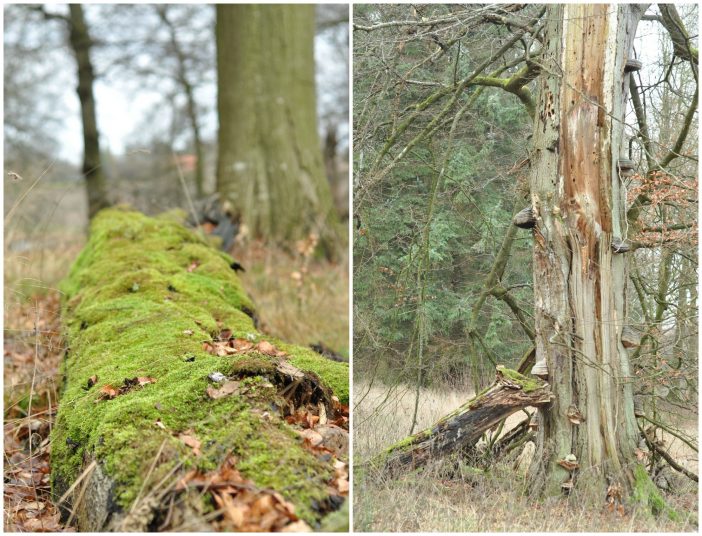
left=51, top=207, right=348, bottom=531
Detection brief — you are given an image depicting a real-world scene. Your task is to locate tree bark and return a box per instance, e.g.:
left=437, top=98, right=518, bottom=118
left=526, top=4, right=648, bottom=498
left=216, top=5, right=340, bottom=253
left=67, top=4, right=109, bottom=219
left=371, top=367, right=552, bottom=473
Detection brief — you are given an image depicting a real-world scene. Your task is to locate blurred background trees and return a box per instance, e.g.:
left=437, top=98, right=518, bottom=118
left=4, top=3, right=349, bottom=246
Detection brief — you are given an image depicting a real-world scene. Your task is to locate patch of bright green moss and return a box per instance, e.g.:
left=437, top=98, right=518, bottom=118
left=632, top=464, right=680, bottom=521
left=496, top=365, right=543, bottom=392
left=51, top=207, right=348, bottom=525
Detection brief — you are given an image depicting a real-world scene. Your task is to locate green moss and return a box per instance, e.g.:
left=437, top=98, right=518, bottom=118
left=496, top=365, right=543, bottom=392
left=51, top=208, right=348, bottom=526
left=632, top=464, right=680, bottom=521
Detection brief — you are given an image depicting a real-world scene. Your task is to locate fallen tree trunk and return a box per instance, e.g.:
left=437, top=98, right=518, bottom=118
left=371, top=366, right=552, bottom=473
left=51, top=208, right=349, bottom=531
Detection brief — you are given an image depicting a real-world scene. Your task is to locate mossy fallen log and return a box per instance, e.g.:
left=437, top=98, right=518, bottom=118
left=370, top=366, right=553, bottom=473
left=51, top=208, right=349, bottom=531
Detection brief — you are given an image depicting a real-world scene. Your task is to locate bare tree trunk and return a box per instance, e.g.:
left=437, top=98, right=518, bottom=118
left=526, top=4, right=649, bottom=499
left=216, top=5, right=340, bottom=254
left=67, top=4, right=109, bottom=219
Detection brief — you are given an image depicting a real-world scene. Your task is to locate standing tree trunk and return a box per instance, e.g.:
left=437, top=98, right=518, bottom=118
left=67, top=4, right=109, bottom=219
left=216, top=5, right=340, bottom=253
left=526, top=4, right=649, bottom=499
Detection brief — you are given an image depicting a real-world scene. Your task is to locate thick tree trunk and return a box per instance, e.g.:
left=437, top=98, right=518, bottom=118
left=216, top=5, right=340, bottom=253
left=371, top=367, right=552, bottom=473
left=526, top=4, right=647, bottom=498
left=67, top=4, right=109, bottom=219
left=51, top=209, right=349, bottom=531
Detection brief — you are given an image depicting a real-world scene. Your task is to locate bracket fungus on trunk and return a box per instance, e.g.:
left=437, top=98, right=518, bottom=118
left=624, top=58, right=643, bottom=73
left=513, top=206, right=537, bottom=229
left=611, top=237, right=631, bottom=254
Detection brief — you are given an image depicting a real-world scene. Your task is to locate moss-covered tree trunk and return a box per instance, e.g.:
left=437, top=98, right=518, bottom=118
left=525, top=4, right=653, bottom=502
left=51, top=208, right=348, bottom=531
left=216, top=5, right=340, bottom=252
left=67, top=4, right=109, bottom=219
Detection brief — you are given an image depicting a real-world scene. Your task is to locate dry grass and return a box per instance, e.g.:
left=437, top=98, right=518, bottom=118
left=230, top=239, right=349, bottom=357
left=354, top=380, right=699, bottom=532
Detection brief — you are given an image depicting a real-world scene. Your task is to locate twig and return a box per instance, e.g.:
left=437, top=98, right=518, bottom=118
left=57, top=460, right=98, bottom=505
left=131, top=439, right=167, bottom=513
left=639, top=423, right=698, bottom=482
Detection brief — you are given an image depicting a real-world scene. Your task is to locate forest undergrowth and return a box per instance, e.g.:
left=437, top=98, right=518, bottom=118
left=3, top=221, right=348, bottom=531
left=353, top=380, right=699, bottom=532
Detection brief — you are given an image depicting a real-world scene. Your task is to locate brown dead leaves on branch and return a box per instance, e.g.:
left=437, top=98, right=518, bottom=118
left=95, top=376, right=157, bottom=401
left=202, top=329, right=287, bottom=358
left=628, top=171, right=698, bottom=247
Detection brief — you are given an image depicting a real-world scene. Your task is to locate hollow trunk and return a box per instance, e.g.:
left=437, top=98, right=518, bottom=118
left=215, top=5, right=340, bottom=253
left=526, top=4, right=648, bottom=498
left=67, top=4, right=109, bottom=219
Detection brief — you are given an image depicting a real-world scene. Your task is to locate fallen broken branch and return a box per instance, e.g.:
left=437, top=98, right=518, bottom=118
left=370, top=366, right=552, bottom=473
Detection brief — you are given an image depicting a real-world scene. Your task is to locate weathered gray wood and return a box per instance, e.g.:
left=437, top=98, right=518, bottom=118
left=526, top=4, right=646, bottom=496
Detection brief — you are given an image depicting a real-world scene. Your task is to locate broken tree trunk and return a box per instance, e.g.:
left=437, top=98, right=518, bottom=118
left=370, top=366, right=552, bottom=472
left=52, top=208, right=348, bottom=531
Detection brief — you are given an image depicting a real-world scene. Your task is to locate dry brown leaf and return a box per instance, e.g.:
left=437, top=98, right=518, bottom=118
left=206, top=381, right=241, bottom=400
left=336, top=477, right=349, bottom=494
left=179, top=431, right=202, bottom=456
left=136, top=377, right=156, bottom=386
left=183, top=329, right=194, bottom=336
left=299, top=429, right=324, bottom=447
left=219, top=329, right=233, bottom=341
left=281, top=520, right=313, bottom=532
left=231, top=338, right=254, bottom=352
left=256, top=341, right=279, bottom=356
left=98, top=385, right=118, bottom=400
left=187, top=260, right=200, bottom=272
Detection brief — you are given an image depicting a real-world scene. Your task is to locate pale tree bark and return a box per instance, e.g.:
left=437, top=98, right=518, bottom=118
left=68, top=4, right=110, bottom=219
left=526, top=4, right=648, bottom=497
left=216, top=5, right=340, bottom=253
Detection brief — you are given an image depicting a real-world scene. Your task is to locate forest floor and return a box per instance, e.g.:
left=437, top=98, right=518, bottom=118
left=353, top=380, right=699, bottom=532
left=3, top=228, right=348, bottom=531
